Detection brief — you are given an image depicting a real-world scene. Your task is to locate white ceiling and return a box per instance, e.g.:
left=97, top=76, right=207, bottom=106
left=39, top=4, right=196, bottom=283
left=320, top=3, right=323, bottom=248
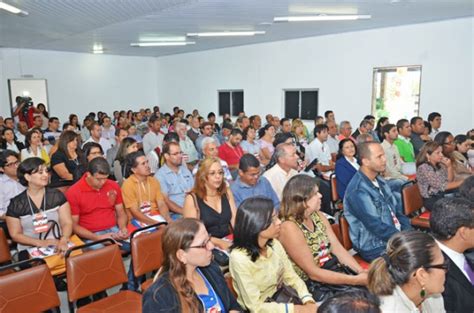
left=0, top=0, right=472, bottom=57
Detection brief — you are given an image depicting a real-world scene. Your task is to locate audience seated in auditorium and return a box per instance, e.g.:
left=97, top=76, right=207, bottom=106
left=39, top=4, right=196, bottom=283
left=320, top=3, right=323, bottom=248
left=430, top=198, right=474, bottom=313
left=66, top=157, right=135, bottom=290
left=279, top=175, right=368, bottom=303
left=231, top=154, right=280, bottom=209
left=142, top=218, right=242, bottom=313
left=49, top=130, right=82, bottom=188
left=368, top=231, right=447, bottom=313
left=122, top=151, right=172, bottom=225
left=393, top=119, right=416, bottom=175
left=318, top=290, right=381, bottom=313
left=415, top=141, right=464, bottom=211
left=410, top=116, right=426, bottom=156
left=7, top=157, right=73, bottom=261
left=229, top=197, right=317, bottom=313
left=263, top=142, right=299, bottom=201
left=142, top=115, right=164, bottom=156
left=21, top=129, right=50, bottom=166
left=380, top=123, right=408, bottom=181
left=335, top=138, right=359, bottom=199
left=183, top=157, right=237, bottom=251
left=428, top=112, right=442, bottom=139
left=1, top=127, right=25, bottom=153
left=344, top=142, right=411, bottom=261
left=306, top=124, right=335, bottom=177
left=175, top=121, right=199, bottom=169
left=155, top=142, right=194, bottom=219
left=113, top=137, right=138, bottom=185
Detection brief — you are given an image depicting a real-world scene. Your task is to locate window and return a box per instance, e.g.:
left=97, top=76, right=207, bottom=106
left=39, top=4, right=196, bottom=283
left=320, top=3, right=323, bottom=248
left=371, top=65, right=422, bottom=121
left=283, top=89, right=319, bottom=120
left=218, top=90, right=244, bottom=116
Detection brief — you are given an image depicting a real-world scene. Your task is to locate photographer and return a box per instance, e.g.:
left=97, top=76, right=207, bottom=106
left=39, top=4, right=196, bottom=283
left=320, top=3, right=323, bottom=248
left=13, top=96, right=38, bottom=128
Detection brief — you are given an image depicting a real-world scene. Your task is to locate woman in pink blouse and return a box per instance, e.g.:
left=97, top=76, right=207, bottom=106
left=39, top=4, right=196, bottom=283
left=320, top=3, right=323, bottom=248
left=415, top=142, right=464, bottom=211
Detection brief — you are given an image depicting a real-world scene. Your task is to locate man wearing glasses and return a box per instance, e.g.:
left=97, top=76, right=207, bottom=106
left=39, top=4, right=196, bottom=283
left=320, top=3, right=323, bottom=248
left=0, top=150, right=25, bottom=238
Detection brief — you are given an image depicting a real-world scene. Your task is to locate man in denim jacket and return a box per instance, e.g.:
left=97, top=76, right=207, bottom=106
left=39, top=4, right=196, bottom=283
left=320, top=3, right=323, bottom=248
left=344, top=142, right=411, bottom=261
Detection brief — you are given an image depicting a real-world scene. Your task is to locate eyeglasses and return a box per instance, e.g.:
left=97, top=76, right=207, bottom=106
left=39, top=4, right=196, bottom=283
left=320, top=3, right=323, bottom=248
left=188, top=236, right=212, bottom=249
left=5, top=161, right=20, bottom=168
left=424, top=259, right=449, bottom=272
left=443, top=141, right=454, bottom=146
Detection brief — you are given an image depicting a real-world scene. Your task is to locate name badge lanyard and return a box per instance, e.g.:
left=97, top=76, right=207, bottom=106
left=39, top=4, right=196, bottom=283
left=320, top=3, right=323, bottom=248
left=137, top=180, right=152, bottom=214
left=27, top=190, right=49, bottom=234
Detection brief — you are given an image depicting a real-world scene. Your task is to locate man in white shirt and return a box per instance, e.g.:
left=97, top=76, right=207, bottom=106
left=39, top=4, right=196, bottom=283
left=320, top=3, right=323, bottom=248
left=142, top=115, right=164, bottom=155
left=263, top=142, right=299, bottom=200
left=380, top=124, right=408, bottom=181
left=306, top=124, right=335, bottom=176
left=430, top=198, right=474, bottom=313
left=82, top=121, right=112, bottom=157
left=101, top=116, right=116, bottom=147
left=176, top=122, right=198, bottom=169
left=15, top=121, right=28, bottom=145
left=325, top=120, right=339, bottom=158
left=428, top=112, right=442, bottom=140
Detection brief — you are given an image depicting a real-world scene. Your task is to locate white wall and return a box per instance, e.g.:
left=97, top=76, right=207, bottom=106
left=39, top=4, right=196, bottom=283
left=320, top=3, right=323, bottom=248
left=0, top=48, right=158, bottom=123
left=156, top=17, right=473, bottom=134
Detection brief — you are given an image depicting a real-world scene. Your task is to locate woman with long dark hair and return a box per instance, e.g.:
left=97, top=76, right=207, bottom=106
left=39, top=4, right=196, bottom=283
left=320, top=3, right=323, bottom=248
left=368, top=231, right=447, bottom=312
left=143, top=218, right=241, bottom=313
left=36, top=103, right=49, bottom=129
left=0, top=127, right=25, bottom=153
left=375, top=117, right=389, bottom=143
left=229, top=197, right=317, bottom=313
left=69, top=114, right=81, bottom=132
left=50, top=130, right=83, bottom=188
left=113, top=137, right=138, bottom=185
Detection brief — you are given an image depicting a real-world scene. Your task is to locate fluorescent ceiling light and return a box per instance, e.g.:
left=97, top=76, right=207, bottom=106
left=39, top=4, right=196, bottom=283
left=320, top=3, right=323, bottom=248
left=274, top=14, right=371, bottom=22
left=0, top=1, right=28, bottom=15
left=186, top=31, right=265, bottom=37
left=130, top=42, right=195, bottom=47
left=92, top=50, right=103, bottom=54
left=139, top=36, right=186, bottom=42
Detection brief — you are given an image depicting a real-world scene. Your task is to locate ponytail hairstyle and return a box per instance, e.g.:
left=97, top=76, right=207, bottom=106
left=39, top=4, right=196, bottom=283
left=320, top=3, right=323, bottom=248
left=153, top=218, right=203, bottom=313
left=368, top=231, right=437, bottom=296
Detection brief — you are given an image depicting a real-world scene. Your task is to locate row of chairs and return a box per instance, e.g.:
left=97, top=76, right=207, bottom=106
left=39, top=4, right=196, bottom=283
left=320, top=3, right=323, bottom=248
left=0, top=222, right=168, bottom=313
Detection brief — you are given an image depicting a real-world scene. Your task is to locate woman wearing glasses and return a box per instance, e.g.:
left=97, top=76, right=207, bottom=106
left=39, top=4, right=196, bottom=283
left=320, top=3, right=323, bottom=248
left=368, top=231, right=447, bottom=313
left=6, top=157, right=73, bottom=259
left=183, top=157, right=237, bottom=251
left=229, top=197, right=317, bottom=313
left=416, top=142, right=464, bottom=211
left=142, top=218, right=241, bottom=313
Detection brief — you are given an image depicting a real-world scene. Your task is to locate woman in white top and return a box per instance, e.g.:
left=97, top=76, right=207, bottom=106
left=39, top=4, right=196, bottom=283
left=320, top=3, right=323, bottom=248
left=368, top=231, right=447, bottom=313
left=241, top=126, right=262, bottom=161
left=20, top=129, right=50, bottom=166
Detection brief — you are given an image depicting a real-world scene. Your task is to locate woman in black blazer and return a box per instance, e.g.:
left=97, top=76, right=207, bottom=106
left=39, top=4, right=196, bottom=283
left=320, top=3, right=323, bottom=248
left=334, top=139, right=359, bottom=199
left=0, top=128, right=25, bottom=153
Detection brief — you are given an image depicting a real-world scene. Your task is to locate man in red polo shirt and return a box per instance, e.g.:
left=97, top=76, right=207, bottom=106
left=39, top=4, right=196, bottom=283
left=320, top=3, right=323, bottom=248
left=218, top=128, right=244, bottom=179
left=66, top=157, right=135, bottom=290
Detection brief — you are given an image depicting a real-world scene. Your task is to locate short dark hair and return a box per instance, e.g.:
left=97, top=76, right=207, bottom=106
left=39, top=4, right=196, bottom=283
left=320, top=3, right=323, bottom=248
left=115, top=127, right=127, bottom=137
left=222, top=122, right=233, bottom=131
left=314, top=124, right=328, bottom=137
left=18, top=157, right=45, bottom=186
left=396, top=119, right=409, bottom=131
left=242, top=126, right=255, bottom=140
left=280, top=118, right=290, bottom=126
left=230, top=128, right=243, bottom=137
left=459, top=176, right=474, bottom=202
left=82, top=142, right=103, bottom=158
left=148, top=114, right=160, bottom=124
left=231, top=197, right=275, bottom=262
left=162, top=141, right=180, bottom=156
left=0, top=150, right=19, bottom=168
left=200, top=121, right=213, bottom=130
left=430, top=198, right=474, bottom=241
left=207, top=112, right=216, bottom=119
left=428, top=112, right=441, bottom=122
left=48, top=117, right=59, bottom=123
left=87, top=157, right=110, bottom=176
left=239, top=154, right=260, bottom=171
left=410, top=116, right=423, bottom=126
left=363, top=115, right=375, bottom=121
left=163, top=132, right=179, bottom=144
left=318, top=290, right=381, bottom=313
left=125, top=151, right=146, bottom=177
left=324, top=110, right=333, bottom=118
left=336, top=138, right=357, bottom=160
left=273, top=132, right=294, bottom=147
left=381, top=123, right=396, bottom=139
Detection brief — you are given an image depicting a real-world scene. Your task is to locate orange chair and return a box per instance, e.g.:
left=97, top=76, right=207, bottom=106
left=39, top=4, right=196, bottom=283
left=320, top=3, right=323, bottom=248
left=329, top=173, right=343, bottom=212
left=339, top=215, right=370, bottom=270
left=0, top=228, right=14, bottom=277
left=0, top=258, right=60, bottom=313
left=224, top=273, right=238, bottom=298
left=65, top=239, right=142, bottom=313
left=401, top=180, right=430, bottom=229
left=130, top=222, right=167, bottom=292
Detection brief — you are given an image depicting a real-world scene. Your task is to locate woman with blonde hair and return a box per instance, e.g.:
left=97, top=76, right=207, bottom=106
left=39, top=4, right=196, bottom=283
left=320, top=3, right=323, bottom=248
left=291, top=119, right=309, bottom=148
left=368, top=231, right=447, bottom=312
left=183, top=157, right=238, bottom=251
left=143, top=218, right=241, bottom=313
left=279, top=175, right=367, bottom=302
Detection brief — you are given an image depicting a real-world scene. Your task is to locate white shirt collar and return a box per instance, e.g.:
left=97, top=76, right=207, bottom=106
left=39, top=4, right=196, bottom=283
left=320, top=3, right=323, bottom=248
left=436, top=240, right=469, bottom=280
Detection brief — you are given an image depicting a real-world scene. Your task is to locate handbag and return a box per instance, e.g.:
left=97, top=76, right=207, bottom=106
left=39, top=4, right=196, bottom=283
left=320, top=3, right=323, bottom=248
left=305, top=254, right=365, bottom=302
left=266, top=284, right=303, bottom=305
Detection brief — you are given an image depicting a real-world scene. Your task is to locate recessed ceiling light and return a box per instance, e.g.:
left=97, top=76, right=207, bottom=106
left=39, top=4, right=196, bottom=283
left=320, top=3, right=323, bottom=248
left=274, top=14, right=371, bottom=22
left=130, top=42, right=195, bottom=47
left=186, top=31, right=265, bottom=37
left=0, top=1, right=28, bottom=15
left=138, top=36, right=186, bottom=42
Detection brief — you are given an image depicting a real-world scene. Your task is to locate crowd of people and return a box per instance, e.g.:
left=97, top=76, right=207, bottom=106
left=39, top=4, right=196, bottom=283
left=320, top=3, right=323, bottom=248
left=0, top=101, right=473, bottom=313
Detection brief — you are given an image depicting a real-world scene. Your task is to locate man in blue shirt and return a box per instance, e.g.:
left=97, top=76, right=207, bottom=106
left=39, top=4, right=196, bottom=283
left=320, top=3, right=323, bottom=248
left=344, top=142, right=411, bottom=262
left=155, top=142, right=194, bottom=219
left=231, top=154, right=280, bottom=209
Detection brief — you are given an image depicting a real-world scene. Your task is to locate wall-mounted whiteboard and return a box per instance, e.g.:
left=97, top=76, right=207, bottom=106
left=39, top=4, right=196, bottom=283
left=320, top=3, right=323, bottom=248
left=8, top=79, right=49, bottom=115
